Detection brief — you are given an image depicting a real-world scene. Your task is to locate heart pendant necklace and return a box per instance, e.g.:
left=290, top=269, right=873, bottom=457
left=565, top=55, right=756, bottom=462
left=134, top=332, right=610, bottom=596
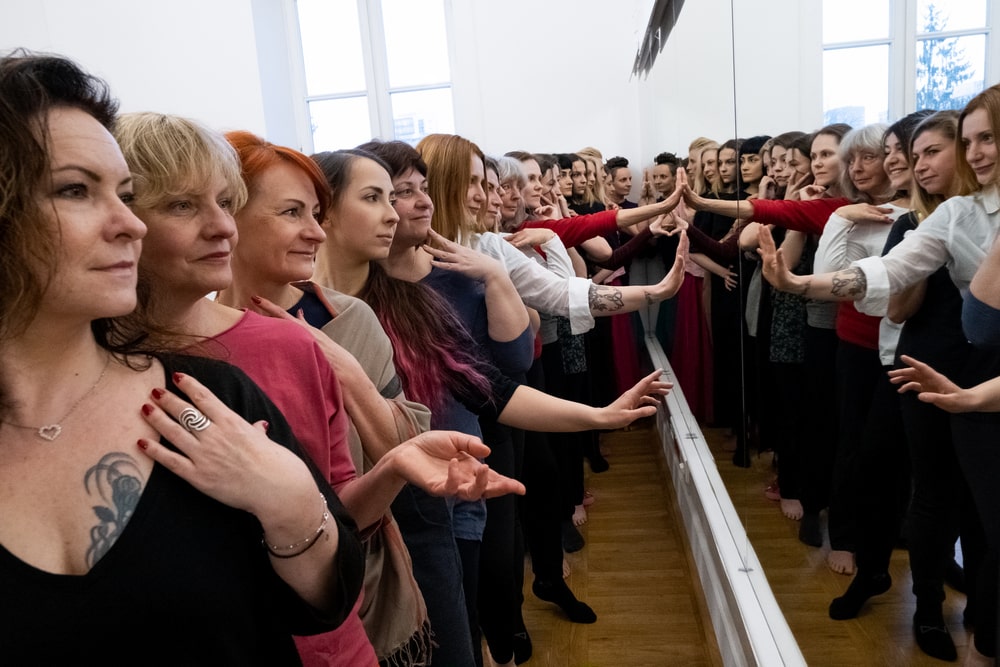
left=3, top=356, right=111, bottom=441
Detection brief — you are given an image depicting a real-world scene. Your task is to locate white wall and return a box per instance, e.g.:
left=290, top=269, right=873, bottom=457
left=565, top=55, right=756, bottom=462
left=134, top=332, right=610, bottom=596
left=448, top=0, right=651, bottom=162
left=635, top=0, right=823, bottom=168
left=0, top=0, right=823, bottom=169
left=0, top=0, right=269, bottom=136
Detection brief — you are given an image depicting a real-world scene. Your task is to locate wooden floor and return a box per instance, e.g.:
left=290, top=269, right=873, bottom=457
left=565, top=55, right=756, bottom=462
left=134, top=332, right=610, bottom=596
left=704, top=426, right=972, bottom=666
left=516, top=419, right=722, bottom=667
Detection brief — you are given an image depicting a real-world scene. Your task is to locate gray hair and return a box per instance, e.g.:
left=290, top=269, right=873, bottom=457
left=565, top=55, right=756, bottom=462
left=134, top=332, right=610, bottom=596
left=839, top=123, right=892, bottom=203
left=496, top=155, right=526, bottom=189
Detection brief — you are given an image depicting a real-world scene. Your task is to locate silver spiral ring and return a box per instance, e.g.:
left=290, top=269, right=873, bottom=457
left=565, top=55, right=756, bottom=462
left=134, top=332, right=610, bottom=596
left=179, top=407, right=212, bottom=432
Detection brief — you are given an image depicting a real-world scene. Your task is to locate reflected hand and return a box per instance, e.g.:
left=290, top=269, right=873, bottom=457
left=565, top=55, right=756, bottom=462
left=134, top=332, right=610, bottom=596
left=507, top=226, right=556, bottom=249
left=757, top=225, right=801, bottom=293
left=799, top=184, right=827, bottom=201
left=654, top=230, right=689, bottom=298
left=835, top=203, right=894, bottom=224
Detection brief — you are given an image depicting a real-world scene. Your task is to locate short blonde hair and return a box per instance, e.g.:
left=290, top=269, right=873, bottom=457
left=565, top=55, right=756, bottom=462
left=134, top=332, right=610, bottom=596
left=114, top=112, right=247, bottom=213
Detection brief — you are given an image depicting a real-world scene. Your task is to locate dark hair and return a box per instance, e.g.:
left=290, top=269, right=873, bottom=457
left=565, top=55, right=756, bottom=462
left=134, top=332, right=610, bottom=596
left=739, top=135, right=771, bottom=159
left=357, top=139, right=427, bottom=180
left=605, top=156, right=629, bottom=178
left=555, top=153, right=578, bottom=171
left=654, top=151, right=679, bottom=166
left=0, top=50, right=126, bottom=345
left=884, top=110, right=936, bottom=164
left=358, top=264, right=494, bottom=413
left=311, top=148, right=391, bottom=208
left=719, top=138, right=742, bottom=155
left=770, top=131, right=807, bottom=151
left=533, top=153, right=557, bottom=174
left=484, top=156, right=499, bottom=177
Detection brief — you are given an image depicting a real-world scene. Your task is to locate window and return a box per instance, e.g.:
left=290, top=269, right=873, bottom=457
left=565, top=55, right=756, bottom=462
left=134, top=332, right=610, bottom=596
left=822, top=0, right=990, bottom=125
left=294, top=0, right=455, bottom=152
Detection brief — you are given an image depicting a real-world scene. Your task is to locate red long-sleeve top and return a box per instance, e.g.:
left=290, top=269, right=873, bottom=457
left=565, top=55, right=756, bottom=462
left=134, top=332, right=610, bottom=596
left=750, top=197, right=879, bottom=350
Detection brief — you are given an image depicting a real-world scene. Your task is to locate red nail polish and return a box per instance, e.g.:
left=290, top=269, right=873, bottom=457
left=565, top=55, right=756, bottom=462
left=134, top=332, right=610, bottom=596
left=172, top=372, right=183, bottom=384
left=151, top=387, right=165, bottom=399
left=137, top=439, right=148, bottom=450
left=251, top=295, right=262, bottom=305
left=141, top=404, right=153, bottom=416
left=261, top=421, right=270, bottom=432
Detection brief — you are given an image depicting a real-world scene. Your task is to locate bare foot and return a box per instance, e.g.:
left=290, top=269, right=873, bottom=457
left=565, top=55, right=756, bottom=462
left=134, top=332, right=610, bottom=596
left=582, top=490, right=595, bottom=507
left=780, top=498, right=804, bottom=521
left=562, top=557, right=572, bottom=578
left=827, top=550, right=856, bottom=575
left=573, top=504, right=588, bottom=526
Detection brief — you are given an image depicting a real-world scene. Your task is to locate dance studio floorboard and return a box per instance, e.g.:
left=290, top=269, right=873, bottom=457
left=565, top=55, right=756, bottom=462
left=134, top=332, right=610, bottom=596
left=516, top=419, right=721, bottom=667
left=705, top=426, right=972, bottom=666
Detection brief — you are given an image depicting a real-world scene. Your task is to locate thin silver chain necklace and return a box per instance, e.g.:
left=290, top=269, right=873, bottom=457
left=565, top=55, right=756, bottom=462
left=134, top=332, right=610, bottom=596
left=2, top=356, right=111, bottom=441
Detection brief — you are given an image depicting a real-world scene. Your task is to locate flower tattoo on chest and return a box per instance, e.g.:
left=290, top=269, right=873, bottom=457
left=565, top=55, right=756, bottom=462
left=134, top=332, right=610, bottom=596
left=84, top=452, right=145, bottom=567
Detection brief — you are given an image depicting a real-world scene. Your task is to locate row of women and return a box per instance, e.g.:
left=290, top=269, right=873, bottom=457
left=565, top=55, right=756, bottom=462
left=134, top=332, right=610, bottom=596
left=0, top=51, right=699, bottom=667
left=657, top=88, right=1000, bottom=664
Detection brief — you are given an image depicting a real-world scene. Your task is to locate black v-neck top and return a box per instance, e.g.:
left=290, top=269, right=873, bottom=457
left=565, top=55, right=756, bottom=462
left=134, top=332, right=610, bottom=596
left=0, top=354, right=363, bottom=666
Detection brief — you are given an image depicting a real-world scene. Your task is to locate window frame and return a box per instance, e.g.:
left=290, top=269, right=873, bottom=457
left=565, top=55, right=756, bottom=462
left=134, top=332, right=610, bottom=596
left=287, top=0, right=454, bottom=154
left=822, top=0, right=995, bottom=122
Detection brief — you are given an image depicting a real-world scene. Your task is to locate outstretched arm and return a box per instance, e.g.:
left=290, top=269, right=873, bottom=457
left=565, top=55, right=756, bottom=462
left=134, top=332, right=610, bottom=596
left=889, top=355, right=1000, bottom=413
left=499, top=369, right=672, bottom=431
left=757, top=224, right=865, bottom=301
left=615, top=170, right=685, bottom=229
left=588, top=231, right=689, bottom=314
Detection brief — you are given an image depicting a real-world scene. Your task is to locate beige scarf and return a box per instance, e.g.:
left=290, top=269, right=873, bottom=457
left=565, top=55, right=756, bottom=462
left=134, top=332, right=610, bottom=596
left=354, top=400, right=432, bottom=666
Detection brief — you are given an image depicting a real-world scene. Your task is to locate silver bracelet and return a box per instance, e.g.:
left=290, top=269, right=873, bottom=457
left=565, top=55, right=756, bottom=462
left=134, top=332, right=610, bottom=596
left=262, top=495, right=330, bottom=559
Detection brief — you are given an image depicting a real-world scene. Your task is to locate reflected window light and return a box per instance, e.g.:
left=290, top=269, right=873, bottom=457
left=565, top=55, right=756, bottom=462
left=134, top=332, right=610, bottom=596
left=822, top=0, right=989, bottom=122
left=916, top=34, right=986, bottom=111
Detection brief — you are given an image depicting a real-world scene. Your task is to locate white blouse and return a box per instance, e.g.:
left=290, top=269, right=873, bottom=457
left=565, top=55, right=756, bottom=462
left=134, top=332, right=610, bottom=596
left=816, top=203, right=909, bottom=364
left=471, top=231, right=595, bottom=335
left=854, top=186, right=1000, bottom=318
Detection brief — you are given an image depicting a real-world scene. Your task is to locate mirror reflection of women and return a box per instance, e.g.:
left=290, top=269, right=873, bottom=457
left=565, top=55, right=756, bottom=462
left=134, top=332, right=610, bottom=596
left=0, top=52, right=366, bottom=663
left=759, top=86, right=1000, bottom=662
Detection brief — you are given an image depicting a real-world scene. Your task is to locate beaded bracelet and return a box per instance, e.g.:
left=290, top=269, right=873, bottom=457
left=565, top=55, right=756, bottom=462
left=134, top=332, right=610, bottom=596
left=262, top=495, right=330, bottom=559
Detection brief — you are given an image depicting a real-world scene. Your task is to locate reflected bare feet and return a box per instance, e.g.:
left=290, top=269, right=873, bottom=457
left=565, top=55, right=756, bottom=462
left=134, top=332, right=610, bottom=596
left=572, top=504, right=588, bottom=526
left=780, top=498, right=803, bottom=521
left=562, top=557, right=571, bottom=578
left=827, top=550, right=856, bottom=575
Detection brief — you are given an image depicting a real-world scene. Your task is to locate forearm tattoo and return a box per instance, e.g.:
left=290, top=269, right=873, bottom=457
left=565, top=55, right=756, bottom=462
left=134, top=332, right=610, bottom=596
left=84, top=452, right=145, bottom=567
left=797, top=279, right=812, bottom=297
left=589, top=284, right=625, bottom=312
left=644, top=290, right=656, bottom=305
left=830, top=267, right=868, bottom=299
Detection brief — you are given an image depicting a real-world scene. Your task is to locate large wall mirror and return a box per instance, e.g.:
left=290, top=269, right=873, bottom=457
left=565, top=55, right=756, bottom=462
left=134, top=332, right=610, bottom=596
left=2, top=0, right=995, bottom=662
left=633, top=0, right=997, bottom=663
